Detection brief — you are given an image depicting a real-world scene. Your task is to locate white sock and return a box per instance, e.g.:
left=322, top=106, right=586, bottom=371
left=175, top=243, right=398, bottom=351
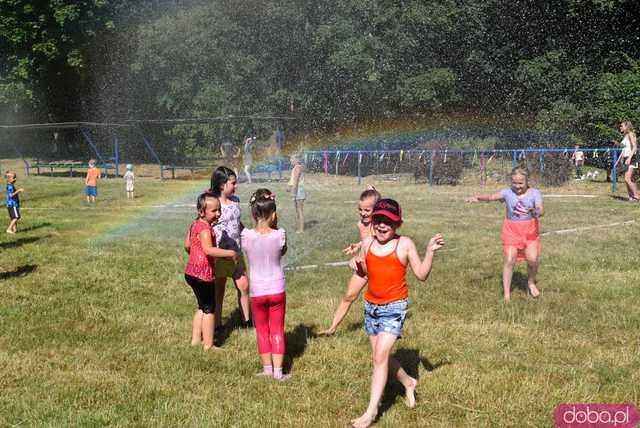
left=263, top=365, right=273, bottom=375
left=273, top=367, right=283, bottom=379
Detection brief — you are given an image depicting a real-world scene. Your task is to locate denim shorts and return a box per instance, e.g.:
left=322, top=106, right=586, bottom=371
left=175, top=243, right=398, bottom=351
left=364, top=298, right=408, bottom=337
left=86, top=186, right=97, bottom=197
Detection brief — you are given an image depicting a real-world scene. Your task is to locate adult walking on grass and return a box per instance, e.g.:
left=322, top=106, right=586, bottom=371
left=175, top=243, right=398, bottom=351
left=615, top=121, right=639, bottom=201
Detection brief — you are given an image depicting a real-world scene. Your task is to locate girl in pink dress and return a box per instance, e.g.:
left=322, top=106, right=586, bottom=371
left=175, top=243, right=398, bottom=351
left=184, top=193, right=238, bottom=350
left=241, top=189, right=289, bottom=379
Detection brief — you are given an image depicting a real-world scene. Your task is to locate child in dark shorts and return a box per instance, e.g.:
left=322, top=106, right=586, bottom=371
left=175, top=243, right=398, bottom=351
left=5, top=171, right=23, bottom=234
left=184, top=192, right=239, bottom=350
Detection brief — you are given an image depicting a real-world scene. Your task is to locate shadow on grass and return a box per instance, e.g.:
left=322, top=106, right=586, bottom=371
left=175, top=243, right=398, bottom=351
left=284, top=324, right=316, bottom=374
left=609, top=194, right=632, bottom=202
left=18, top=222, right=52, bottom=233
left=345, top=321, right=363, bottom=332
left=215, top=307, right=244, bottom=347
left=377, top=348, right=451, bottom=421
left=0, top=235, right=46, bottom=249
left=510, top=272, right=529, bottom=295
left=303, top=219, right=319, bottom=230
left=0, top=264, right=37, bottom=280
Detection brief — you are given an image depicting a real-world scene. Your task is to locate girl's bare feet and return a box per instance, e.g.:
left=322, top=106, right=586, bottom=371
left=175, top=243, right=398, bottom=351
left=528, top=282, right=540, bottom=298
left=351, top=411, right=376, bottom=428
left=203, top=345, right=223, bottom=351
left=404, top=377, right=417, bottom=409
left=274, top=373, right=291, bottom=381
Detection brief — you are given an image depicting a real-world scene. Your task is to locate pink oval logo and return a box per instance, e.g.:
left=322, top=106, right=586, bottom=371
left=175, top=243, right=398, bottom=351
left=554, top=404, right=640, bottom=428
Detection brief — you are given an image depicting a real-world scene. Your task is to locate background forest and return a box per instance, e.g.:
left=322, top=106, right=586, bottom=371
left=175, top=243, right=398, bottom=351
left=1, top=0, right=639, bottom=147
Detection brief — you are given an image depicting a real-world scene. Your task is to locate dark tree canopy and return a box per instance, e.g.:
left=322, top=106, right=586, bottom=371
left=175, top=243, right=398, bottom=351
left=1, top=0, right=639, bottom=142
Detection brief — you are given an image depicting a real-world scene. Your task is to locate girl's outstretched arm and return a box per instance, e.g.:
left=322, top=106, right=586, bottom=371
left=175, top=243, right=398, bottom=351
left=199, top=230, right=238, bottom=261
left=349, top=237, right=372, bottom=277
left=464, top=191, right=503, bottom=203
left=184, top=228, right=191, bottom=254
left=405, top=234, right=445, bottom=281
left=534, top=199, right=544, bottom=218
left=281, top=229, right=288, bottom=256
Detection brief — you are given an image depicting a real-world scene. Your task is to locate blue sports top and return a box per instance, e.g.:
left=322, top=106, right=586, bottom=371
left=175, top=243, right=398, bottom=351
left=6, top=183, right=19, bottom=208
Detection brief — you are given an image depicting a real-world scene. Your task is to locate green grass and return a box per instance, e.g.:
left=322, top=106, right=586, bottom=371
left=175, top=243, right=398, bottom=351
left=1, top=173, right=639, bottom=427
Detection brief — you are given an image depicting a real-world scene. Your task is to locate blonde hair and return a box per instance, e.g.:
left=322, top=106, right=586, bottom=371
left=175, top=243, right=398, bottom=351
left=5, top=170, right=16, bottom=179
left=511, top=166, right=529, bottom=183
left=621, top=121, right=635, bottom=133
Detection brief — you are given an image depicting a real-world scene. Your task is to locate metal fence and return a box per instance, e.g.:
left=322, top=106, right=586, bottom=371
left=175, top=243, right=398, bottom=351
left=0, top=117, right=295, bottom=179
left=303, top=148, right=624, bottom=192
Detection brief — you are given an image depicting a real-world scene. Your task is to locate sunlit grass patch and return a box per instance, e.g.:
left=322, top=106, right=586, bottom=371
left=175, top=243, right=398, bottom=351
left=0, top=173, right=638, bottom=426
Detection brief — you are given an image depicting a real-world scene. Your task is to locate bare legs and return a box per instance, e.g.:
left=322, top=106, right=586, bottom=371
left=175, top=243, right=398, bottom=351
left=191, top=310, right=217, bottom=350
left=294, top=200, right=305, bottom=233
left=623, top=168, right=639, bottom=200
left=503, top=244, right=539, bottom=302
left=524, top=244, right=540, bottom=297
left=235, top=274, right=251, bottom=323
left=319, top=274, right=367, bottom=336
left=6, top=218, right=18, bottom=233
left=351, top=333, right=417, bottom=428
left=214, top=274, right=251, bottom=329
left=214, top=278, right=226, bottom=329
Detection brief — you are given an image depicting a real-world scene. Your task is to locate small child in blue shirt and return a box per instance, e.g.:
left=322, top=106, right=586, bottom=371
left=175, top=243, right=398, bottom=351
left=6, top=171, right=24, bottom=234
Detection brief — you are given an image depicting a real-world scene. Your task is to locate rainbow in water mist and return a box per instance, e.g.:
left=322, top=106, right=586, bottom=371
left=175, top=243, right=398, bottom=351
left=249, top=112, right=573, bottom=171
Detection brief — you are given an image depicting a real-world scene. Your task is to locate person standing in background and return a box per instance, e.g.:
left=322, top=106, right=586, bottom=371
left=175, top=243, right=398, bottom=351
left=85, top=159, right=100, bottom=203
left=243, top=136, right=256, bottom=184
left=571, top=145, right=585, bottom=179
left=615, top=121, right=639, bottom=201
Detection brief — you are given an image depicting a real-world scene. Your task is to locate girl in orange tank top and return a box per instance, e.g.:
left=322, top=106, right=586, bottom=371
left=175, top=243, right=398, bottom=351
left=350, top=198, right=445, bottom=428
left=364, top=237, right=407, bottom=305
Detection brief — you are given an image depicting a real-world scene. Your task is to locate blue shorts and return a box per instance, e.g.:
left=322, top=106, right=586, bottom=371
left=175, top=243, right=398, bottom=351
left=364, top=298, right=408, bottom=337
left=86, top=186, right=97, bottom=197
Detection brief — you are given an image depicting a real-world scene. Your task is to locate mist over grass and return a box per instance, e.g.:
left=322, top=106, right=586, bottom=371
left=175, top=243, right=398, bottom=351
left=0, top=172, right=638, bottom=426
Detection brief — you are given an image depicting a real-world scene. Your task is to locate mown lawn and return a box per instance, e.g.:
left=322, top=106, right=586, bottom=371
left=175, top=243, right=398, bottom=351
left=1, top=172, right=638, bottom=427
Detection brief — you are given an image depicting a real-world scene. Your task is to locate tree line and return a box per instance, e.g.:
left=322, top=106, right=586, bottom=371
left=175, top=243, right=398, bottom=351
left=1, top=0, right=639, bottom=146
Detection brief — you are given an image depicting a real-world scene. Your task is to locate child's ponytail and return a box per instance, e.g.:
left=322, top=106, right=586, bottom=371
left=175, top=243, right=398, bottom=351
left=249, top=188, right=276, bottom=220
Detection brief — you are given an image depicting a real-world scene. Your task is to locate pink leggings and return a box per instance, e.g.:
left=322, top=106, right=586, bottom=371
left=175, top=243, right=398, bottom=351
left=250, top=292, right=286, bottom=355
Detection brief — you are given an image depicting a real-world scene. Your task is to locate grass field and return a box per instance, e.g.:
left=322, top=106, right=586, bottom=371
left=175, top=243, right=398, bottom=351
left=1, top=171, right=639, bottom=427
